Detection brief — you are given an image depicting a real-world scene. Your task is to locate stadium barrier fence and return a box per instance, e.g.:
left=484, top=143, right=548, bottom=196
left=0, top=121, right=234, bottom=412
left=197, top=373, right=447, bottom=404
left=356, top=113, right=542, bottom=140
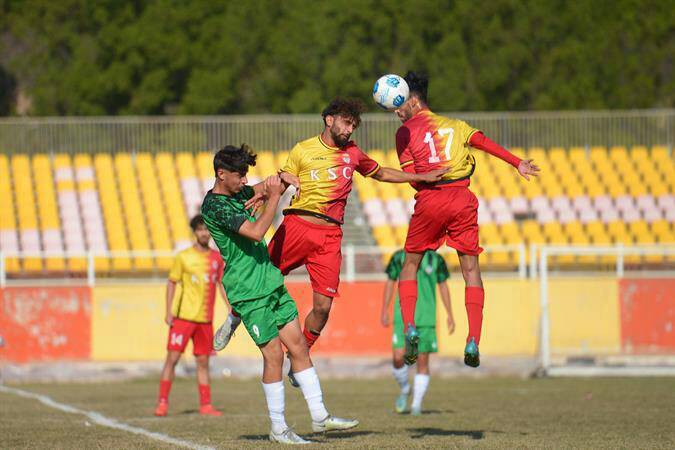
left=1, top=109, right=673, bottom=154
left=538, top=244, right=675, bottom=377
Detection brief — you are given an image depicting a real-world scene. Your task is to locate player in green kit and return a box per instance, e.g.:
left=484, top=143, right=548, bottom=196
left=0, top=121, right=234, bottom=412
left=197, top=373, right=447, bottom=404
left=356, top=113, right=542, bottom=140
left=201, top=144, right=358, bottom=444
left=380, top=249, right=455, bottom=415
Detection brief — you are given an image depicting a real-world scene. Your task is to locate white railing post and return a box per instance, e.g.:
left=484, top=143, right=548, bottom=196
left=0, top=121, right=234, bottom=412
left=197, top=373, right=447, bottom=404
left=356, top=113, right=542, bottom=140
left=538, top=246, right=550, bottom=373
left=529, top=243, right=538, bottom=279
left=0, top=251, right=5, bottom=288
left=616, top=244, right=624, bottom=278
left=87, top=251, right=95, bottom=287
left=518, top=243, right=526, bottom=279
left=345, top=245, right=355, bottom=282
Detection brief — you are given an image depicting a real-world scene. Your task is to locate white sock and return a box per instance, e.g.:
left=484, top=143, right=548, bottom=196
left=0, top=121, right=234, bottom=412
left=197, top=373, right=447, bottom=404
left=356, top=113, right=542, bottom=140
left=411, top=374, right=430, bottom=410
left=262, top=381, right=287, bottom=433
left=293, top=367, right=329, bottom=422
left=392, top=365, right=410, bottom=395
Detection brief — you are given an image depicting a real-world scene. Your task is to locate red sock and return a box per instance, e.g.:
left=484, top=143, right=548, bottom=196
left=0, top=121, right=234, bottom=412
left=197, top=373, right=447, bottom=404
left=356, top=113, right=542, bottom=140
left=465, top=286, right=485, bottom=345
left=398, top=279, right=418, bottom=332
left=198, top=384, right=211, bottom=406
left=303, top=328, right=320, bottom=348
left=158, top=380, right=172, bottom=403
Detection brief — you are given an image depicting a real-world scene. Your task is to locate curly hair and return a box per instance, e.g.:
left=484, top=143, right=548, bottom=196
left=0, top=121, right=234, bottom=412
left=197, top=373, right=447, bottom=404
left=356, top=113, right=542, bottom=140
left=213, top=143, right=257, bottom=176
left=321, top=97, right=365, bottom=128
left=404, top=71, right=429, bottom=104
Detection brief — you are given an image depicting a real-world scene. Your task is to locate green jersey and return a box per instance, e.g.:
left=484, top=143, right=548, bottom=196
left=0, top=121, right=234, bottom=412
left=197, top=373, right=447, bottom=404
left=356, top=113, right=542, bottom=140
left=385, top=250, right=450, bottom=327
left=201, top=187, right=284, bottom=304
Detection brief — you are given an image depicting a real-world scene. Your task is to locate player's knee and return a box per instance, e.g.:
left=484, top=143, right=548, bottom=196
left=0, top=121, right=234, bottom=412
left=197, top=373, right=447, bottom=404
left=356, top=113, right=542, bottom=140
left=313, top=298, right=332, bottom=318
left=195, top=355, right=209, bottom=368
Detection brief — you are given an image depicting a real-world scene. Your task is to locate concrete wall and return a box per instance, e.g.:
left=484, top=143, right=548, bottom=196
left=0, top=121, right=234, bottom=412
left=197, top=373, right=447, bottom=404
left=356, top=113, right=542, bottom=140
left=1, top=278, right=672, bottom=362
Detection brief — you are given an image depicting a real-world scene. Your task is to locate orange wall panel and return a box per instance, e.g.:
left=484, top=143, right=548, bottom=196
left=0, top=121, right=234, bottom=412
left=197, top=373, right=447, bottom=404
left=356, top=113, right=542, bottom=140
left=0, top=287, right=91, bottom=362
left=619, top=279, right=675, bottom=353
left=287, top=282, right=391, bottom=355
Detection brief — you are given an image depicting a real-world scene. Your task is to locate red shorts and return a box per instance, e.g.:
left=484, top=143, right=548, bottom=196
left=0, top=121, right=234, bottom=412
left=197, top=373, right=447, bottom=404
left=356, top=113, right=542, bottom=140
left=405, top=186, right=483, bottom=255
left=268, top=214, right=343, bottom=297
left=167, top=318, right=213, bottom=356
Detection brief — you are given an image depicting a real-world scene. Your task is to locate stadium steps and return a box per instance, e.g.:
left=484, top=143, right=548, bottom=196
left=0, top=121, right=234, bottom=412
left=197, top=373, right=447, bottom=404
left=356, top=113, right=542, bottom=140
left=11, top=154, right=42, bottom=271
left=0, top=155, right=20, bottom=272
left=35, top=154, right=66, bottom=271
left=54, top=154, right=87, bottom=271
left=156, top=153, right=192, bottom=249
left=74, top=154, right=110, bottom=272
left=94, top=153, right=132, bottom=272
left=114, top=153, right=153, bottom=271
left=136, top=153, right=173, bottom=270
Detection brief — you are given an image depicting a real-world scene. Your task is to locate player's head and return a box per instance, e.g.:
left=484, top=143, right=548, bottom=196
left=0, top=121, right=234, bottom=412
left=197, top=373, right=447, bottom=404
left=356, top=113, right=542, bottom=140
left=213, top=144, right=257, bottom=194
left=321, top=97, right=365, bottom=147
left=395, top=71, right=429, bottom=122
left=190, top=214, right=210, bottom=247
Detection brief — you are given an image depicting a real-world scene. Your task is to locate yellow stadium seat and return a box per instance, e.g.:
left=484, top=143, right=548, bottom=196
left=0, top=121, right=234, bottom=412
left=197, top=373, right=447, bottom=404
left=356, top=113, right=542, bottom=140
left=607, top=221, right=632, bottom=245
left=543, top=222, right=567, bottom=245
left=521, top=221, right=545, bottom=245
left=479, top=223, right=501, bottom=246
left=196, top=151, right=213, bottom=182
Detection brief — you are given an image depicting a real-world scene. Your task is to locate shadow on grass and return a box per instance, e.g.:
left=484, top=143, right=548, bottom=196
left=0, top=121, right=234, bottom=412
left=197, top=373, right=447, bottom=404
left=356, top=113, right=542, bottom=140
left=408, top=427, right=484, bottom=440
left=397, top=409, right=453, bottom=415
left=178, top=409, right=199, bottom=415
left=240, top=430, right=380, bottom=442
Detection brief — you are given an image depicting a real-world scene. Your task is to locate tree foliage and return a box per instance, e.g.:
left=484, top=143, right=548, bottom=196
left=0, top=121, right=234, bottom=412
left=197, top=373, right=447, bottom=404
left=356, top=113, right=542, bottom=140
left=1, top=0, right=673, bottom=115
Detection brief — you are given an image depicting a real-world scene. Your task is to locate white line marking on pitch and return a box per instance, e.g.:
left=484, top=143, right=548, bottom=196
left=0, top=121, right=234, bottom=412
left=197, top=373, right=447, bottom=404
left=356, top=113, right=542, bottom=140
left=0, top=385, right=215, bottom=450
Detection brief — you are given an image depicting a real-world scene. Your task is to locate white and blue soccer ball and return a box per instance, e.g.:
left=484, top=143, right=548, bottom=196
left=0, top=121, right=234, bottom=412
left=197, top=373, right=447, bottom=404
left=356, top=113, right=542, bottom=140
left=372, top=74, right=409, bottom=110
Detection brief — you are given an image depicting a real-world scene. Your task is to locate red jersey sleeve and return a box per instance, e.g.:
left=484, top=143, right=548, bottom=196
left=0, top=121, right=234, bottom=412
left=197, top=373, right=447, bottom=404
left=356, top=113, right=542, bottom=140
left=469, top=132, right=522, bottom=168
left=353, top=145, right=381, bottom=177
left=395, top=126, right=414, bottom=169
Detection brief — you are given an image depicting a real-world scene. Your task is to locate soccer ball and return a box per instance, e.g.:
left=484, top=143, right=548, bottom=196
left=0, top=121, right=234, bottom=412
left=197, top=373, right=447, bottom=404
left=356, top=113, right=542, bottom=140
left=372, top=74, right=409, bottom=110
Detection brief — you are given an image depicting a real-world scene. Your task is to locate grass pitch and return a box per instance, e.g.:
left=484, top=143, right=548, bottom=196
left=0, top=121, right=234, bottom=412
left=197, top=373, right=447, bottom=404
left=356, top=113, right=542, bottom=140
left=1, top=376, right=674, bottom=449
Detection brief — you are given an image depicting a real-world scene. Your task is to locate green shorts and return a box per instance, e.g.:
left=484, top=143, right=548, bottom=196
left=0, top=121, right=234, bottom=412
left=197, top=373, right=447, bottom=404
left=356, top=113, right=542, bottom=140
left=232, top=285, right=298, bottom=346
left=392, top=324, right=438, bottom=354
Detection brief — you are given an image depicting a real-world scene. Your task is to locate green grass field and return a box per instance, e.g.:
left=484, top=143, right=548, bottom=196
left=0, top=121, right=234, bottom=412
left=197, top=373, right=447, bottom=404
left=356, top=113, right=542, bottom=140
left=2, top=376, right=674, bottom=449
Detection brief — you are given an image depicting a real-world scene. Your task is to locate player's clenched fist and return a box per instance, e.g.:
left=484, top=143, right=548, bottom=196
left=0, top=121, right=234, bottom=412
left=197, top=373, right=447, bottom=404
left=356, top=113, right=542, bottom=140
left=264, top=174, right=285, bottom=196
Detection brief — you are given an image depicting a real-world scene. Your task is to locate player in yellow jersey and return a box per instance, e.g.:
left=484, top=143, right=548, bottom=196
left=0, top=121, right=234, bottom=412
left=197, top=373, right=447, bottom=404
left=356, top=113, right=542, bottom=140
left=262, top=98, right=447, bottom=387
left=393, top=72, right=540, bottom=367
left=155, top=215, right=229, bottom=417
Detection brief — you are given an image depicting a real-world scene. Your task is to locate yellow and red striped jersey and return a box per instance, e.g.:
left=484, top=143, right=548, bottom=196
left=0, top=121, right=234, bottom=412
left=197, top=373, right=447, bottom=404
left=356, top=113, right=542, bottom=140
left=281, top=135, right=380, bottom=224
left=168, top=246, right=224, bottom=323
left=396, top=109, right=480, bottom=184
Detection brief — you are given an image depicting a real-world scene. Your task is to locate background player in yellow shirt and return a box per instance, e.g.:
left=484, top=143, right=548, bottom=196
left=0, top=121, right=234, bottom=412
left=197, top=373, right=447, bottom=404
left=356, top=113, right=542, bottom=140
left=155, top=215, right=228, bottom=417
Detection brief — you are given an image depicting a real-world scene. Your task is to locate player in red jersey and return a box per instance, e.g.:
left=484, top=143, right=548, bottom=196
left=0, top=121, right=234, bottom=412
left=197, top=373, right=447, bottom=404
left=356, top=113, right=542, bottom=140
left=266, top=98, right=447, bottom=386
left=155, top=215, right=229, bottom=417
left=393, top=72, right=540, bottom=367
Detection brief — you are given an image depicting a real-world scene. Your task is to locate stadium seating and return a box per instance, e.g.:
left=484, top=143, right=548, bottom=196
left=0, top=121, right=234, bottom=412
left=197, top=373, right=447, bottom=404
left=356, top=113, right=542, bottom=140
left=357, top=146, right=674, bottom=267
left=0, top=145, right=672, bottom=275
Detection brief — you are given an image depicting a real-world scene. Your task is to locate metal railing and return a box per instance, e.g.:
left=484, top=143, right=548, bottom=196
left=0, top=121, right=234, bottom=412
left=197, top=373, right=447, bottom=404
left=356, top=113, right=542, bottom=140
left=537, top=244, right=675, bottom=376
left=1, top=109, right=673, bottom=154
left=0, top=244, right=528, bottom=286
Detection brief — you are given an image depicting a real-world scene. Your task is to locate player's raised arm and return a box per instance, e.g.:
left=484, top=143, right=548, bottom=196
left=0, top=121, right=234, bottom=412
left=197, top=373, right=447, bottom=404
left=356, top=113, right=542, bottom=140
left=238, top=175, right=285, bottom=242
left=469, top=132, right=540, bottom=180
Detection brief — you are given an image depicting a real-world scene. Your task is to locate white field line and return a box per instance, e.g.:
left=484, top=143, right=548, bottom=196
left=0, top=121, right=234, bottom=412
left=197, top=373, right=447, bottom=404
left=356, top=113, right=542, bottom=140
left=0, top=385, right=216, bottom=450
